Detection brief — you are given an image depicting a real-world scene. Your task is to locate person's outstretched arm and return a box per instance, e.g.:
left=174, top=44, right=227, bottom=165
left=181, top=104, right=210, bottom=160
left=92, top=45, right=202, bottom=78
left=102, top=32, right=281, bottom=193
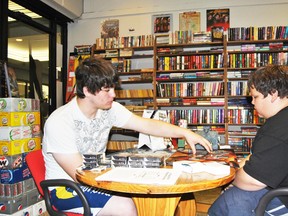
left=123, top=114, right=212, bottom=154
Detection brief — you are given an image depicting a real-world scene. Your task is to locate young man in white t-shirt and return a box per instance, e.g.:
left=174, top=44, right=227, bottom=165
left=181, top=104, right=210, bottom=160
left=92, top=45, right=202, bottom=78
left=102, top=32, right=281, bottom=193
left=42, top=56, right=212, bottom=215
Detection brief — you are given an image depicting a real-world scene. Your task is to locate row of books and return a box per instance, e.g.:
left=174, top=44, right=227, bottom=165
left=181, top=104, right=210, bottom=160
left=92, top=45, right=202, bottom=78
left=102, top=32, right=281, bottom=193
left=156, top=81, right=224, bottom=97
left=157, top=46, right=223, bottom=54
left=167, top=107, right=263, bottom=125
left=74, top=45, right=93, bottom=54
left=228, top=137, right=254, bottom=152
left=190, top=125, right=225, bottom=133
left=227, top=70, right=252, bottom=78
left=228, top=126, right=259, bottom=136
left=112, top=58, right=132, bottom=73
left=149, top=105, right=263, bottom=126
left=156, top=97, right=225, bottom=106
left=240, top=126, right=259, bottom=135
left=230, top=42, right=287, bottom=51
left=195, top=98, right=225, bottom=105
left=116, top=99, right=153, bottom=107
left=228, top=98, right=252, bottom=106
left=115, top=89, right=153, bottom=98
left=156, top=71, right=224, bottom=80
left=157, top=30, right=194, bottom=44
left=227, top=108, right=264, bottom=124
left=107, top=141, right=137, bottom=151
left=167, top=108, right=225, bottom=124
left=227, top=26, right=288, bottom=41
left=124, top=105, right=147, bottom=117
left=95, top=35, right=154, bottom=49
left=158, top=26, right=288, bottom=45
left=228, top=52, right=288, bottom=68
left=227, top=81, right=249, bottom=96
left=94, top=26, right=288, bottom=51
left=157, top=54, right=224, bottom=71
left=156, top=31, right=213, bottom=45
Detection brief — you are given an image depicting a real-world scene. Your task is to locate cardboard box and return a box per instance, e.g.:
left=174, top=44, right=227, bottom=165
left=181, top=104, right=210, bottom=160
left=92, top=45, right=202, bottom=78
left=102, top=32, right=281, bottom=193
left=21, top=205, right=34, bottom=216
left=0, top=182, right=23, bottom=198
left=0, top=154, right=23, bottom=170
left=22, top=178, right=35, bottom=193
left=0, top=112, right=40, bottom=127
left=0, top=98, right=40, bottom=112
left=31, top=99, right=41, bottom=112
left=0, top=138, right=41, bottom=155
left=31, top=124, right=42, bottom=138
left=26, top=188, right=42, bottom=206
left=0, top=98, right=32, bottom=112
left=0, top=194, right=27, bottom=214
left=0, top=209, right=23, bottom=216
left=0, top=164, right=31, bottom=184
left=32, top=200, right=47, bottom=216
left=0, top=126, right=32, bottom=141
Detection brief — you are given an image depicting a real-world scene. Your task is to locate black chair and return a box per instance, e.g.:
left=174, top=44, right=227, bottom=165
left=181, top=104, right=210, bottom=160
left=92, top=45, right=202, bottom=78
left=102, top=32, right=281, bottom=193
left=26, top=149, right=91, bottom=216
left=255, top=187, right=288, bottom=216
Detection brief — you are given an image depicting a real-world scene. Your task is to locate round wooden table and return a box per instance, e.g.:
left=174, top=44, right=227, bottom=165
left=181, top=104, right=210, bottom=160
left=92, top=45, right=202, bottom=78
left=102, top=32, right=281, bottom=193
left=76, top=167, right=235, bottom=216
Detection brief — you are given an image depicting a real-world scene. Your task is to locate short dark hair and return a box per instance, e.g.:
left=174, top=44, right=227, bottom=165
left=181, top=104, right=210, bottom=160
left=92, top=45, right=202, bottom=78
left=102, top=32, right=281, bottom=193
left=248, top=65, right=288, bottom=98
left=75, top=57, right=119, bottom=98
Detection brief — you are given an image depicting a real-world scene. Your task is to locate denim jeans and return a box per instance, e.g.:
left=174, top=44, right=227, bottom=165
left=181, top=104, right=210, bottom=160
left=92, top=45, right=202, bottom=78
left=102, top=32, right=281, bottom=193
left=208, top=186, right=288, bottom=216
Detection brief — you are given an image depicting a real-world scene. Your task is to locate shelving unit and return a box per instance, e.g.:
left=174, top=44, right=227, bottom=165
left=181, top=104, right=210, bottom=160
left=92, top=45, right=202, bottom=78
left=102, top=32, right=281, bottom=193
left=94, top=45, right=154, bottom=107
left=153, top=36, right=228, bottom=150
left=225, top=35, right=288, bottom=154
left=93, top=27, right=288, bottom=154
left=93, top=40, right=155, bottom=151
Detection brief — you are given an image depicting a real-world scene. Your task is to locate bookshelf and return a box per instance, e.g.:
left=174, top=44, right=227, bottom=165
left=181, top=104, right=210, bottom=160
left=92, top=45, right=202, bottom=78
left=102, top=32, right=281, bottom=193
left=94, top=36, right=155, bottom=151
left=225, top=28, right=288, bottom=154
left=153, top=35, right=227, bottom=149
left=92, top=26, right=288, bottom=154
left=94, top=45, right=154, bottom=107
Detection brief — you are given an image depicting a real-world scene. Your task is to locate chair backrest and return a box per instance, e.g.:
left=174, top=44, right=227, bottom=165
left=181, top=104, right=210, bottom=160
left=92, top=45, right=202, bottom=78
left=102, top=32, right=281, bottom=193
left=26, top=150, right=88, bottom=216
left=25, top=149, right=45, bottom=196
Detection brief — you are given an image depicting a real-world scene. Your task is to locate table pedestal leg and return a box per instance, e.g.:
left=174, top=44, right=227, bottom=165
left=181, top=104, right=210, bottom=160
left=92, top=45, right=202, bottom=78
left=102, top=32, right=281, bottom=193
left=175, top=193, right=196, bottom=216
left=132, top=195, right=181, bottom=216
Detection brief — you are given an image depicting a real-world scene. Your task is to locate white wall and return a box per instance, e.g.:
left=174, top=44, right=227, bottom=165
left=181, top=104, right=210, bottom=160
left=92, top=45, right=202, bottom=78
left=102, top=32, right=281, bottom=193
left=41, top=0, right=83, bottom=19
left=67, top=0, right=288, bottom=52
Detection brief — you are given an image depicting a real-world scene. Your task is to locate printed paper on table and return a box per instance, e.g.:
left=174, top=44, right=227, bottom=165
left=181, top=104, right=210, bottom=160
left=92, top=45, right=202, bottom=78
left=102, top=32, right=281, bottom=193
left=173, top=160, right=230, bottom=176
left=95, top=167, right=181, bottom=185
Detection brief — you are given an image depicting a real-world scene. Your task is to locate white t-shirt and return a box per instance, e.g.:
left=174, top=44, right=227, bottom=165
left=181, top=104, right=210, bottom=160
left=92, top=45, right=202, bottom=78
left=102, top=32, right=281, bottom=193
left=42, top=97, right=133, bottom=180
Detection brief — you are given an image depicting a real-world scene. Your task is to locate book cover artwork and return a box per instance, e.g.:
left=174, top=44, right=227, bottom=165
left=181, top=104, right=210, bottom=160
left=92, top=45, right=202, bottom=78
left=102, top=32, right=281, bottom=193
left=179, top=11, right=201, bottom=33
left=101, top=19, right=119, bottom=39
left=207, top=9, right=230, bottom=32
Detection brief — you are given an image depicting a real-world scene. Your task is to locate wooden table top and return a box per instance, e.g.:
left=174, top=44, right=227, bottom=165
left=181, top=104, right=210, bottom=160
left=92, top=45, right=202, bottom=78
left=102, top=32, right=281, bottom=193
left=76, top=166, right=236, bottom=195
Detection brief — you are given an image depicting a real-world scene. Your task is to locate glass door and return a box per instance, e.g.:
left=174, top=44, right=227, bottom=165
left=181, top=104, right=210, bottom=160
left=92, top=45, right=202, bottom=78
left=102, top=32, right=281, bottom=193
left=8, top=23, right=49, bottom=100
left=7, top=1, right=51, bottom=125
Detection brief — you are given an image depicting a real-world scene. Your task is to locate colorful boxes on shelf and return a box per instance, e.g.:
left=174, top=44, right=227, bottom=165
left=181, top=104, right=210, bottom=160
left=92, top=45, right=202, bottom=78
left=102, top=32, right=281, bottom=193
left=0, top=138, right=41, bottom=155
left=0, top=98, right=40, bottom=113
left=0, top=97, right=44, bottom=215
left=0, top=112, right=41, bottom=127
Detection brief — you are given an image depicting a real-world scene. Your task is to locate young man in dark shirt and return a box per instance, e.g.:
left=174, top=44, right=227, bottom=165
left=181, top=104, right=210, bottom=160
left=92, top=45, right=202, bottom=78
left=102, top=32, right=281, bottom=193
left=208, top=65, right=288, bottom=216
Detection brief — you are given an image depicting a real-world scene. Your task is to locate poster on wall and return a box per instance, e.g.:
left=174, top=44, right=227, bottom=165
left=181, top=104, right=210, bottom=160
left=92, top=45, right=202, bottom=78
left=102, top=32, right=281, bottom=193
left=152, top=14, right=172, bottom=34
left=206, top=8, right=230, bottom=32
left=179, top=11, right=201, bottom=33
left=101, top=19, right=119, bottom=38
